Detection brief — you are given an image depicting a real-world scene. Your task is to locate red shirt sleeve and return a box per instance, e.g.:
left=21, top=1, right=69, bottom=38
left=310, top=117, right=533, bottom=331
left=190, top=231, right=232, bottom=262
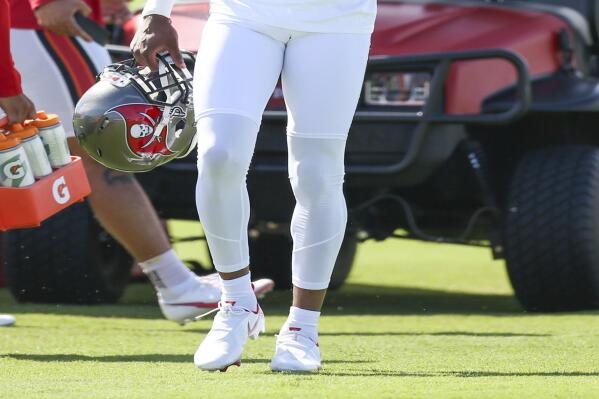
left=0, top=0, right=22, bottom=97
left=10, top=0, right=103, bottom=30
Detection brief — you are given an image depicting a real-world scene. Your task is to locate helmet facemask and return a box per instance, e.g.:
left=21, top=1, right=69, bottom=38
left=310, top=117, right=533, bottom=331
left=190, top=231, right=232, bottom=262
left=107, top=53, right=193, bottom=108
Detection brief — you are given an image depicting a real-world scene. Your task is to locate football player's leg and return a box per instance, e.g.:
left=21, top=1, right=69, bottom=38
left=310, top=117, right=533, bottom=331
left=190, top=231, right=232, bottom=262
left=270, top=31, right=371, bottom=372
left=192, top=18, right=284, bottom=370
left=194, top=19, right=283, bottom=277
left=9, top=29, right=233, bottom=322
left=195, top=114, right=257, bottom=273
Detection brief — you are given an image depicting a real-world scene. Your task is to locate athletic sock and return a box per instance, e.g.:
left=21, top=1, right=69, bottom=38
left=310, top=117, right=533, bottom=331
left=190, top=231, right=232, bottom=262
left=139, top=249, right=196, bottom=297
left=221, top=272, right=257, bottom=310
left=281, top=306, right=320, bottom=342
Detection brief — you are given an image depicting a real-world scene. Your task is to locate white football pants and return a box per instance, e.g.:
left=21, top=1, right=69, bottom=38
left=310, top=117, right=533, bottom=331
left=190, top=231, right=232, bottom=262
left=194, top=16, right=371, bottom=290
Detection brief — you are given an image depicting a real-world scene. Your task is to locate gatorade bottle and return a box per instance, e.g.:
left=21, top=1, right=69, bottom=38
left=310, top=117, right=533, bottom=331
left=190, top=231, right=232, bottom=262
left=0, top=134, right=35, bottom=188
left=0, top=107, right=7, bottom=128
left=29, top=111, right=71, bottom=168
left=8, top=124, right=52, bottom=178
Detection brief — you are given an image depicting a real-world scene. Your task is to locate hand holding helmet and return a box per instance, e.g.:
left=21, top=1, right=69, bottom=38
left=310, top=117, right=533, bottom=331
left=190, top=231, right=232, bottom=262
left=131, top=14, right=185, bottom=72
left=73, top=52, right=197, bottom=173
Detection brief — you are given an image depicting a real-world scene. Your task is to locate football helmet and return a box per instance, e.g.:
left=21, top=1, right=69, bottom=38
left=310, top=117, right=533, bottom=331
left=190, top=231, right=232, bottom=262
left=73, top=53, right=196, bottom=173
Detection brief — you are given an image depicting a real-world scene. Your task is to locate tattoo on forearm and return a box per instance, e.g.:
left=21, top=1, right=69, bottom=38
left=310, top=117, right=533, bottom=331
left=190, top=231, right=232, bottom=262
left=103, top=169, right=135, bottom=185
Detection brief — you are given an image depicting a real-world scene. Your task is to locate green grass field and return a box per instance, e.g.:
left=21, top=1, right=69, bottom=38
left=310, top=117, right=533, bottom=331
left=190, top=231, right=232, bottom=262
left=2, top=221, right=599, bottom=398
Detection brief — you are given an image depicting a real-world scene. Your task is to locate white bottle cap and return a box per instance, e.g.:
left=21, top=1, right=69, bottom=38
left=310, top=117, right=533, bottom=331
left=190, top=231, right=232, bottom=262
left=0, top=107, right=7, bottom=128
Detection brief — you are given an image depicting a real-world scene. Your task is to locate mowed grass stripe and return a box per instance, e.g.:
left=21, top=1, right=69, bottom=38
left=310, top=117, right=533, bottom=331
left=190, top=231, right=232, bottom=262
left=2, top=223, right=599, bottom=398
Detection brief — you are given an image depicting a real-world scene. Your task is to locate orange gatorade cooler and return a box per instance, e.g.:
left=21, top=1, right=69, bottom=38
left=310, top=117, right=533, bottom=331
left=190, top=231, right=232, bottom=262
left=0, top=134, right=35, bottom=188
left=7, top=124, right=53, bottom=178
left=29, top=111, right=71, bottom=168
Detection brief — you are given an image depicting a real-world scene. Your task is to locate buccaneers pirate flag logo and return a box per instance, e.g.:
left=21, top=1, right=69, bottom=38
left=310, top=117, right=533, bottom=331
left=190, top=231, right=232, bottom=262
left=106, top=103, right=184, bottom=160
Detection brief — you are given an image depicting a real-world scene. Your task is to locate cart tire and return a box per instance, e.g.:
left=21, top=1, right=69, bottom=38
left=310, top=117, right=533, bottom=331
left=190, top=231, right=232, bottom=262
left=249, top=231, right=357, bottom=290
left=3, top=201, right=132, bottom=304
left=504, top=146, right=599, bottom=311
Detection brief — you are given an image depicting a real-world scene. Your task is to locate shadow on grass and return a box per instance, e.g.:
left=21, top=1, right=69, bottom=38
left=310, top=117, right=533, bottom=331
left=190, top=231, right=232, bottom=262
left=1, top=282, right=523, bottom=319
left=3, top=354, right=191, bottom=363
left=314, top=370, right=599, bottom=378
left=98, top=327, right=547, bottom=339
left=6, top=354, right=597, bottom=378
left=8, top=324, right=549, bottom=339
left=317, top=331, right=549, bottom=337
left=320, top=284, right=522, bottom=316
left=2, top=354, right=368, bottom=365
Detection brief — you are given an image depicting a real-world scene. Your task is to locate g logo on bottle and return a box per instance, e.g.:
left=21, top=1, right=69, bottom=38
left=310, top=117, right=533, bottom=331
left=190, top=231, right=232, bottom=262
left=0, top=155, right=27, bottom=187
left=52, top=176, right=71, bottom=205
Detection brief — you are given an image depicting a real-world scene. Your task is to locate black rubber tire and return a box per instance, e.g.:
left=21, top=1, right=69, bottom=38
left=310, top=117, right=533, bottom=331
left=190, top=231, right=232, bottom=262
left=4, top=202, right=133, bottom=304
left=249, top=231, right=357, bottom=290
left=504, top=146, right=599, bottom=312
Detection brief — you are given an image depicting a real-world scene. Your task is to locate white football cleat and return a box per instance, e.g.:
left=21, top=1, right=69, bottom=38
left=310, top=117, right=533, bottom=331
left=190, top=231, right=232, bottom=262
left=158, top=274, right=221, bottom=324
left=194, top=301, right=265, bottom=371
left=158, top=274, right=274, bottom=324
left=270, top=328, right=322, bottom=372
left=0, top=314, right=16, bottom=327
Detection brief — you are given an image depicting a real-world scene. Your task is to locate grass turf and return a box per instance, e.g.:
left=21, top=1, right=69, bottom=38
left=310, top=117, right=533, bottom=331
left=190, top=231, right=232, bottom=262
left=2, top=221, right=599, bottom=398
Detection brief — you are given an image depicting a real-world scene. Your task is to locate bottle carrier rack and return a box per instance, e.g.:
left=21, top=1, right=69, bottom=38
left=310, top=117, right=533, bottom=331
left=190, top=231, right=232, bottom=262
left=0, top=116, right=91, bottom=231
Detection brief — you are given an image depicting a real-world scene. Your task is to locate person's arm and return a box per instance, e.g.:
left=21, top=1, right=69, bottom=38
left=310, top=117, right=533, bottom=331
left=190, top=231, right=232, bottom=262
left=0, top=0, right=36, bottom=124
left=0, top=0, right=22, bottom=98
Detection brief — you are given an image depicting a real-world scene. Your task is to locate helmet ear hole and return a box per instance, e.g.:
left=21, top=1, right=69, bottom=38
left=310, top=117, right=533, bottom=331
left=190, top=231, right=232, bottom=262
left=97, top=148, right=103, bottom=157
left=175, top=120, right=186, bottom=131
left=100, top=117, right=109, bottom=130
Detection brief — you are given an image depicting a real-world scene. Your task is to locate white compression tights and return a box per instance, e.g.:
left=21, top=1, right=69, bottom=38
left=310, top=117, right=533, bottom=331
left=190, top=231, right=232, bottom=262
left=196, top=114, right=348, bottom=289
left=194, top=15, right=371, bottom=290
